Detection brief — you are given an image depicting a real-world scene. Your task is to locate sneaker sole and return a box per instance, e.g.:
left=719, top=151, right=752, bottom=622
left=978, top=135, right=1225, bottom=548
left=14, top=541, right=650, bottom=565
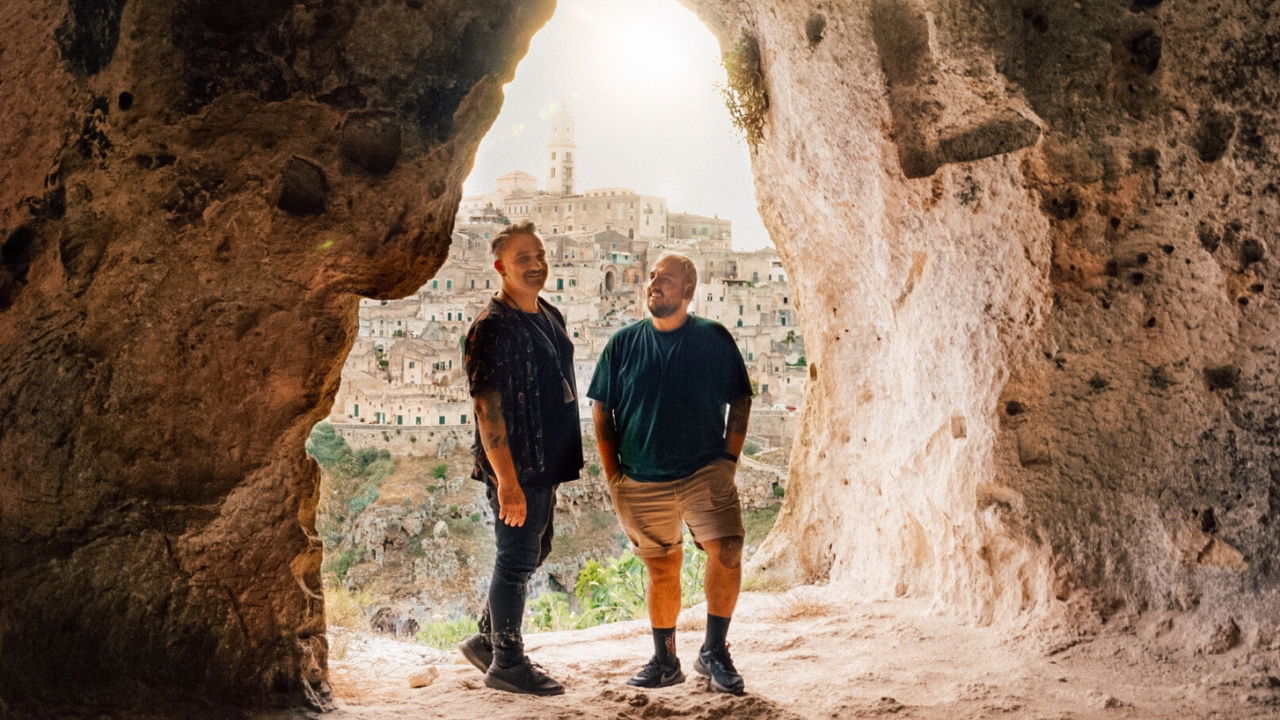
left=457, top=641, right=491, bottom=674
left=626, top=670, right=686, bottom=688
left=483, top=674, right=566, bottom=696
left=692, top=656, right=745, bottom=695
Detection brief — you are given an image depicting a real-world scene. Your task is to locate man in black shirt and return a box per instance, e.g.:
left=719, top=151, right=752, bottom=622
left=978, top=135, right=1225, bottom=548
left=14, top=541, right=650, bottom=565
left=457, top=222, right=583, bottom=696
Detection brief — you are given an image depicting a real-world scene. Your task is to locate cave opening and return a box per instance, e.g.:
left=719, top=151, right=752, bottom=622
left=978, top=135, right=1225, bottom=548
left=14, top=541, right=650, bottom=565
left=308, top=0, right=809, bottom=707
left=3, top=0, right=1278, bottom=717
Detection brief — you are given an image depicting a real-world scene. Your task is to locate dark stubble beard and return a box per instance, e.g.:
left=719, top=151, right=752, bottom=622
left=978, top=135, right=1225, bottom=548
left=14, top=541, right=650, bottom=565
left=648, top=296, right=680, bottom=318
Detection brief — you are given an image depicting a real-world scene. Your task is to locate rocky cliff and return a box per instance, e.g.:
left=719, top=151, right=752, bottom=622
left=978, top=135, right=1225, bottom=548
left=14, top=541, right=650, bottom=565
left=1, top=0, right=1277, bottom=713
left=0, top=0, right=553, bottom=710
left=688, top=0, right=1279, bottom=649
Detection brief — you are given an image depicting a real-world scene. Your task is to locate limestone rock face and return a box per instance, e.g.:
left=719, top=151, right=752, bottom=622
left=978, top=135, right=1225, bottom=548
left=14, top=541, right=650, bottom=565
left=687, top=0, right=1278, bottom=639
left=0, top=0, right=551, bottom=709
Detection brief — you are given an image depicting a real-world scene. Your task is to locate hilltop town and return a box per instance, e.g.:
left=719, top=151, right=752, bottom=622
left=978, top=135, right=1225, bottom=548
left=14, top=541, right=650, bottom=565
left=328, top=108, right=805, bottom=456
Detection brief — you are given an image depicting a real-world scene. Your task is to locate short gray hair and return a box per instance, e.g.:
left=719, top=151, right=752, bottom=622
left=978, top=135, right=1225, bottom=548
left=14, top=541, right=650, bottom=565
left=656, top=252, right=698, bottom=297
left=491, top=221, right=539, bottom=258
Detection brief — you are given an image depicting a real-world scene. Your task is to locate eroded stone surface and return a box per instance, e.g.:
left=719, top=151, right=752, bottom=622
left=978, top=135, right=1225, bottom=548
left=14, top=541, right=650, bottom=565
left=3, top=0, right=1279, bottom=714
left=687, top=0, right=1279, bottom=644
left=0, top=0, right=552, bottom=711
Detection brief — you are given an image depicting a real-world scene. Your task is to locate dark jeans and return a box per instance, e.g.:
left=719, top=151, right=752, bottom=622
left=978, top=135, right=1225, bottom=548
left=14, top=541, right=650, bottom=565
left=477, top=482, right=556, bottom=665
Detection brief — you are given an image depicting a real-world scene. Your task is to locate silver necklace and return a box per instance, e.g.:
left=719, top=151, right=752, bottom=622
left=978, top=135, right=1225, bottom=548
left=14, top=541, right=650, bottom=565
left=501, top=291, right=576, bottom=404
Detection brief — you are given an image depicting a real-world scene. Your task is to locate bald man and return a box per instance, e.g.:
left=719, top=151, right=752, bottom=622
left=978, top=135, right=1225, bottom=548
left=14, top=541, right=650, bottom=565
left=589, top=252, right=753, bottom=694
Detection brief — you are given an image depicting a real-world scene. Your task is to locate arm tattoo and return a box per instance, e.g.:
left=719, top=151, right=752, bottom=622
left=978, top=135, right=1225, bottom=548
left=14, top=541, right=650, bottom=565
left=726, top=394, right=752, bottom=437
left=477, top=392, right=508, bottom=451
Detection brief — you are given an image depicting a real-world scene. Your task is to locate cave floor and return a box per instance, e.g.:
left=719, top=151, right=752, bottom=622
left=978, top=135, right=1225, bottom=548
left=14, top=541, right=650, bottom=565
left=269, top=589, right=1278, bottom=720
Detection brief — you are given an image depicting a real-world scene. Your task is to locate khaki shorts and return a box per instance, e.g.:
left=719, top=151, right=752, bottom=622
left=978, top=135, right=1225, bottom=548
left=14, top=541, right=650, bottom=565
left=607, top=458, right=745, bottom=558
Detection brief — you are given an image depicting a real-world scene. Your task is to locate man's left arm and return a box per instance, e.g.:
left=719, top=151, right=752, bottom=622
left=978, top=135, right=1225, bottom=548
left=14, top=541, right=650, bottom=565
left=724, top=393, right=752, bottom=459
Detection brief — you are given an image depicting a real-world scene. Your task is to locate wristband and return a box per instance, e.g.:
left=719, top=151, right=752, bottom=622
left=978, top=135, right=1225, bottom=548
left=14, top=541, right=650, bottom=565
left=721, top=451, right=739, bottom=463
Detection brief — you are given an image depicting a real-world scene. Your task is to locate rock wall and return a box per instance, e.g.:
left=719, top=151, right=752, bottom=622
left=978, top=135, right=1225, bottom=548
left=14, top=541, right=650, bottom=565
left=3, top=0, right=1277, bottom=712
left=333, top=423, right=470, bottom=458
left=0, top=0, right=552, bottom=710
left=688, top=0, right=1278, bottom=645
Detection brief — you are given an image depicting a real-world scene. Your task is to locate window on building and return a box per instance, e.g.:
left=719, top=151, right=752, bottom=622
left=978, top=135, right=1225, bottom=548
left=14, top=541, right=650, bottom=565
left=747, top=352, right=753, bottom=360
left=438, top=416, right=446, bottom=425
left=446, top=280, right=452, bottom=289
left=415, top=417, right=422, bottom=425
left=738, top=304, right=744, bottom=315
left=447, top=312, right=452, bottom=321
left=353, top=403, right=360, bottom=417
left=485, top=279, right=491, bottom=288
left=461, top=415, right=468, bottom=424
left=737, top=319, right=743, bottom=327
left=470, top=279, right=475, bottom=288
left=783, top=296, right=789, bottom=304
left=431, top=280, right=438, bottom=289
left=408, top=361, right=415, bottom=368
left=781, top=316, right=787, bottom=326
left=557, top=278, right=564, bottom=290
left=762, top=384, right=769, bottom=393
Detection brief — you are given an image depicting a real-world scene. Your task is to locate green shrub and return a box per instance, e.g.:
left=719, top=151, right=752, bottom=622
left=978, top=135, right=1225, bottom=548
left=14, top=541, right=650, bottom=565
left=348, top=486, right=379, bottom=515
left=722, top=33, right=769, bottom=146
left=416, top=617, right=478, bottom=650
left=574, top=552, right=647, bottom=625
left=743, top=506, right=781, bottom=547
left=469, top=512, right=482, bottom=523
left=528, top=592, right=578, bottom=632
left=306, top=422, right=351, bottom=468
left=324, top=545, right=365, bottom=582
left=522, top=537, right=709, bottom=634
left=743, top=441, right=760, bottom=456
left=432, top=463, right=448, bottom=480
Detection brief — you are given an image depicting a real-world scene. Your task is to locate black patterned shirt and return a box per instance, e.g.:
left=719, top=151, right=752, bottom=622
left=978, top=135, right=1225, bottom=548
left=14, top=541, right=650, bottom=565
left=464, top=296, right=583, bottom=488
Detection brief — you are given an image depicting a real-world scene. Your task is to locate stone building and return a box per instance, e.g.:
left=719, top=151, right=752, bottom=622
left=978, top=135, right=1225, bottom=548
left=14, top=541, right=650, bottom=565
left=665, top=211, right=733, bottom=249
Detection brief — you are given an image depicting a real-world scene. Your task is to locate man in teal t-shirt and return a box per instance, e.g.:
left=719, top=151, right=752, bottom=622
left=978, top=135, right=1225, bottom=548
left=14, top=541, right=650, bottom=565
left=589, top=252, right=753, bottom=695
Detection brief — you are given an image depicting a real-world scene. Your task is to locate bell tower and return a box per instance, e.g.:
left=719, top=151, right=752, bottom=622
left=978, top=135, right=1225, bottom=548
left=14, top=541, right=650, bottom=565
left=547, top=104, right=575, bottom=196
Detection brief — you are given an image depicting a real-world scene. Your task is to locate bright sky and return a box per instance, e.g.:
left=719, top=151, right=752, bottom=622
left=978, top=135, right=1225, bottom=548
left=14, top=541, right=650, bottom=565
left=461, top=0, right=771, bottom=250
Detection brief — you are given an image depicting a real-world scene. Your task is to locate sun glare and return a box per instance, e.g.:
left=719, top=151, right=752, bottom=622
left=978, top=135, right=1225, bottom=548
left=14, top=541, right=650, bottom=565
left=464, top=0, right=773, bottom=249
left=571, top=0, right=716, bottom=97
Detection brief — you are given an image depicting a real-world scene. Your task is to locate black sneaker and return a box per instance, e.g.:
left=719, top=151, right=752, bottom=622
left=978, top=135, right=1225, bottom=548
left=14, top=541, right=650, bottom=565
left=458, top=633, right=493, bottom=673
left=693, top=644, right=745, bottom=695
left=626, top=655, right=686, bottom=688
left=483, top=656, right=565, bottom=696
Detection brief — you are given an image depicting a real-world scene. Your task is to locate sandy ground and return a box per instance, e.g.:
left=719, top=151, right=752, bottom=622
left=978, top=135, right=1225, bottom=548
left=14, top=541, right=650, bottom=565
left=264, top=588, right=1279, bottom=720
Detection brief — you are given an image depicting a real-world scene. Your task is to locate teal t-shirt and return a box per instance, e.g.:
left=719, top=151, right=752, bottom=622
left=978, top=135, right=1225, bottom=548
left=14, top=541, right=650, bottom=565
left=588, top=316, right=752, bottom=482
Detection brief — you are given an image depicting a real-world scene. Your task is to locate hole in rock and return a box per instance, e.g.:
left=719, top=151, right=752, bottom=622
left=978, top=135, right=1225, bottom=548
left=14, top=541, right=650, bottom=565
left=308, top=0, right=806, bottom=707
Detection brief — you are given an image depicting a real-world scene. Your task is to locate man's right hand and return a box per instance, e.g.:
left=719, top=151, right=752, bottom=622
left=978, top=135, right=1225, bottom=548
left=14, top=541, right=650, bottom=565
left=496, top=481, right=527, bottom=527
